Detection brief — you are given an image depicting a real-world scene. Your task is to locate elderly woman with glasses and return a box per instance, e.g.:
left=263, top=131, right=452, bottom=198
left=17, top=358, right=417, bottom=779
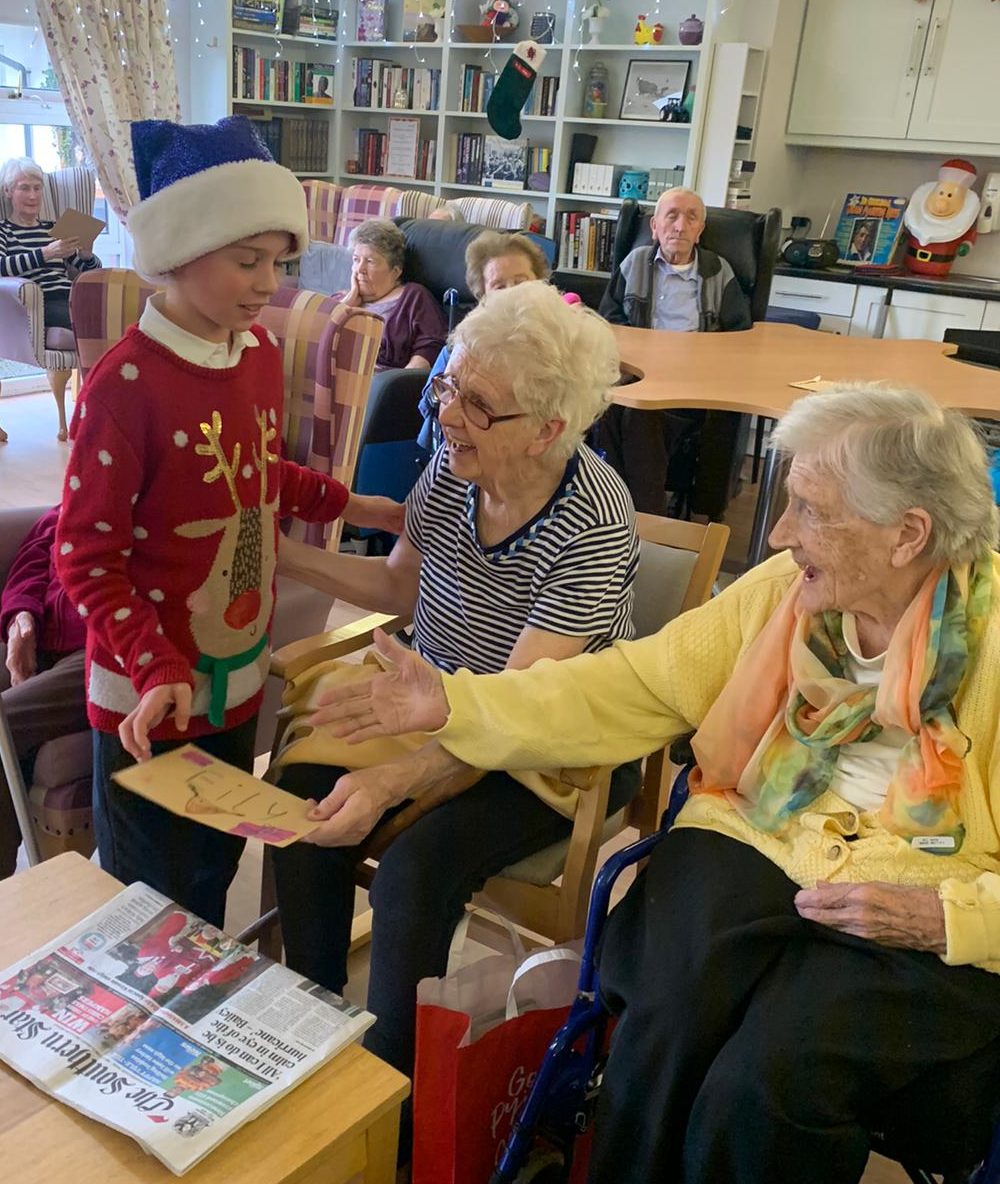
left=0, top=156, right=101, bottom=442
left=337, top=217, right=447, bottom=371
left=272, top=280, right=640, bottom=1156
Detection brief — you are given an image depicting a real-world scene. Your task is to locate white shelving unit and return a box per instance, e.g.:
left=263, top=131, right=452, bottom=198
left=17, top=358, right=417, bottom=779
left=185, top=0, right=765, bottom=264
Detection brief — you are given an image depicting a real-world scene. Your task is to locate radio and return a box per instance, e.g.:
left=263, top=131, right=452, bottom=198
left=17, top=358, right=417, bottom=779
left=781, top=238, right=840, bottom=269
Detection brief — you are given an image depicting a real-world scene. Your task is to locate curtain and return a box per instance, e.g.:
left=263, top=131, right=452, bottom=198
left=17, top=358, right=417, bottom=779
left=36, top=0, right=180, bottom=224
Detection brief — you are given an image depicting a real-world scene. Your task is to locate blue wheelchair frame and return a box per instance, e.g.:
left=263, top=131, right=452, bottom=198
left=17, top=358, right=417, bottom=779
left=490, top=772, right=1000, bottom=1184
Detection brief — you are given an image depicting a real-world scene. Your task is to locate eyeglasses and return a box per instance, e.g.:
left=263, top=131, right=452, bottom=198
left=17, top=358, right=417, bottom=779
left=428, top=375, right=527, bottom=431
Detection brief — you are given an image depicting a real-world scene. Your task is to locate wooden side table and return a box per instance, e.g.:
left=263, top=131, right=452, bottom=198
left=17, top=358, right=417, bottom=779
left=0, top=853, right=409, bottom=1184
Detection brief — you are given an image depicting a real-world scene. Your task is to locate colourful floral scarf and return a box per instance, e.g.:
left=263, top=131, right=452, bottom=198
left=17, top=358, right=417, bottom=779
left=688, top=557, right=993, bottom=850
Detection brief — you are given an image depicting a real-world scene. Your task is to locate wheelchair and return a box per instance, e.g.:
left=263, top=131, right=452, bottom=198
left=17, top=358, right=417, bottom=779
left=490, top=772, right=1000, bottom=1184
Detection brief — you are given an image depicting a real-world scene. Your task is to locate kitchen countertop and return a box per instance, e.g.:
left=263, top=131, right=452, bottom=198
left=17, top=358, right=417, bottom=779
left=774, top=263, right=1000, bottom=302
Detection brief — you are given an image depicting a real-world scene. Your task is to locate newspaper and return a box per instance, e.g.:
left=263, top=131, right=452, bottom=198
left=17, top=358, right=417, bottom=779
left=0, top=883, right=374, bottom=1175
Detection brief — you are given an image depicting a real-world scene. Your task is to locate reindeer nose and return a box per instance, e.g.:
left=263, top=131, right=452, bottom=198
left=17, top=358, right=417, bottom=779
left=224, top=589, right=261, bottom=629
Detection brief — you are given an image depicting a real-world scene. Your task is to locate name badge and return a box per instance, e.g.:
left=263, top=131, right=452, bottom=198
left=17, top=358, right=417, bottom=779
left=911, top=835, right=956, bottom=852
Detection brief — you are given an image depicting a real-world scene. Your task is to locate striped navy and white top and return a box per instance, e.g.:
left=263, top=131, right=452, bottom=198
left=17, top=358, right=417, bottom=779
left=0, top=218, right=100, bottom=294
left=406, top=443, right=638, bottom=675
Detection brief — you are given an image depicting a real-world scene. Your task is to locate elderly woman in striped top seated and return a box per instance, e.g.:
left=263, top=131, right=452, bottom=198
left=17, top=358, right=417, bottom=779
left=0, top=156, right=101, bottom=442
left=272, top=280, right=639, bottom=1139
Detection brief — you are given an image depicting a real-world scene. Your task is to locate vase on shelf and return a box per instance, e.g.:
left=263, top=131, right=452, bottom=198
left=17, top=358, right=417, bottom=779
left=678, top=13, right=704, bottom=45
left=582, top=59, right=609, bottom=119
left=585, top=15, right=606, bottom=45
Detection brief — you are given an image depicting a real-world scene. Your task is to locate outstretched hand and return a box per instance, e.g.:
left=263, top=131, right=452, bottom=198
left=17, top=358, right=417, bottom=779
left=310, top=629, right=449, bottom=741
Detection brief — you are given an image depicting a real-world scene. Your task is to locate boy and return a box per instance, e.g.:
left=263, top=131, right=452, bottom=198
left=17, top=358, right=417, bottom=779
left=55, top=117, right=402, bottom=925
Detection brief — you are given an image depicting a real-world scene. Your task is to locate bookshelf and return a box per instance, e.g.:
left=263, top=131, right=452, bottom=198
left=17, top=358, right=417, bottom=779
left=184, top=2, right=763, bottom=273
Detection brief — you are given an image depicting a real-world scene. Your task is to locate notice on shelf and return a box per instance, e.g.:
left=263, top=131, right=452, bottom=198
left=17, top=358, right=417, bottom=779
left=386, top=116, right=420, bottom=179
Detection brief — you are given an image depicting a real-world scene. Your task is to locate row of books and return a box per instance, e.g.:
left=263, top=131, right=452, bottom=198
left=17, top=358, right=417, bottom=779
left=453, top=132, right=486, bottom=186
left=459, top=66, right=495, bottom=114
left=349, top=128, right=436, bottom=180
left=233, top=1, right=339, bottom=38
left=458, top=67, right=559, bottom=117
left=233, top=49, right=333, bottom=105
left=557, top=210, right=617, bottom=273
left=250, top=114, right=329, bottom=172
left=451, top=133, right=539, bottom=190
left=233, top=0, right=282, bottom=32
left=351, top=59, right=441, bottom=111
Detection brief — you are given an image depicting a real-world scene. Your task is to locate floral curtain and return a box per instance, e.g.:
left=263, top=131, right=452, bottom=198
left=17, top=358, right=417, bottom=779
left=36, top=0, right=180, bottom=224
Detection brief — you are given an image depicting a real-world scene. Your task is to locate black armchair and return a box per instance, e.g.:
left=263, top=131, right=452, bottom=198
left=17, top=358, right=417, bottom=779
left=600, top=200, right=782, bottom=520
left=609, top=200, right=781, bottom=323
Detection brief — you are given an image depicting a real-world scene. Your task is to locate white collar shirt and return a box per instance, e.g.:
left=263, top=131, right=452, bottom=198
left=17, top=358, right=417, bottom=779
left=139, top=292, right=260, bottom=369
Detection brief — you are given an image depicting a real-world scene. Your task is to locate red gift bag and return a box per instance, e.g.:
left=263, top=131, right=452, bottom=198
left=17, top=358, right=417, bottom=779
left=412, top=915, right=580, bottom=1184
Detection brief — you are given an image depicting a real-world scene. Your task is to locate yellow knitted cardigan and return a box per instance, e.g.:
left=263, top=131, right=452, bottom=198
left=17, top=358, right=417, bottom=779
left=438, top=551, right=1000, bottom=973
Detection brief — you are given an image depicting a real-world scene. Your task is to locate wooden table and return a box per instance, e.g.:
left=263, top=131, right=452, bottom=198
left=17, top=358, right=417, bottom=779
left=611, top=321, right=1000, bottom=562
left=0, top=854, right=409, bottom=1184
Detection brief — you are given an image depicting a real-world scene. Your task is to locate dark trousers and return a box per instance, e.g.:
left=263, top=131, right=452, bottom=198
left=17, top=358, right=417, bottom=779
left=0, top=648, right=88, bottom=877
left=591, top=828, right=1000, bottom=1184
left=42, top=291, right=72, bottom=330
left=599, top=403, right=705, bottom=515
left=91, top=715, right=257, bottom=927
left=273, top=761, right=640, bottom=1154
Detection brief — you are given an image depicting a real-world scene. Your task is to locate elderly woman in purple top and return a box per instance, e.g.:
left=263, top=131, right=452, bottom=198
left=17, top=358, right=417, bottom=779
left=337, top=218, right=447, bottom=371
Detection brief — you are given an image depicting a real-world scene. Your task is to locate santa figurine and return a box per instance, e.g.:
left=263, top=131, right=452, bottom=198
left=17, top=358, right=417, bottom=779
left=902, top=158, right=981, bottom=278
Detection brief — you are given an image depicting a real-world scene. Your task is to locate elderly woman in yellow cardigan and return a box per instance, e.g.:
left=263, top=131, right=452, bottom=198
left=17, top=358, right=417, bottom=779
left=310, top=385, right=1000, bottom=1184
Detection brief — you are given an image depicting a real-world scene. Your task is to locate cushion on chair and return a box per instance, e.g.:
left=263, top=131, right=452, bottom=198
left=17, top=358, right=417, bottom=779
left=31, top=730, right=92, bottom=788
left=334, top=184, right=405, bottom=245
left=500, top=809, right=628, bottom=884
left=44, top=326, right=75, bottom=350
left=28, top=777, right=93, bottom=841
left=449, top=196, right=531, bottom=230
left=393, top=190, right=447, bottom=220
left=631, top=544, right=698, bottom=639
left=301, top=178, right=343, bottom=243
left=299, top=242, right=354, bottom=296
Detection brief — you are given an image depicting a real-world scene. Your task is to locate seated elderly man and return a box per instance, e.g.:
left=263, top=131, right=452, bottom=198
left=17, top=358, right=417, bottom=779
left=599, top=186, right=751, bottom=515
left=315, top=386, right=1000, bottom=1184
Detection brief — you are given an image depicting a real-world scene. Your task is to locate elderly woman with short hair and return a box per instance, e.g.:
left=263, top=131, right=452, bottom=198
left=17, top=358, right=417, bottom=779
left=273, top=281, right=639, bottom=1150
left=317, top=386, right=1000, bottom=1184
left=0, top=156, right=101, bottom=442
left=337, top=217, right=446, bottom=370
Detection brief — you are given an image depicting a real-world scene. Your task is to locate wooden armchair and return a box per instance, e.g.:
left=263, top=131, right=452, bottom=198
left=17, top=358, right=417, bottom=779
left=0, top=165, right=97, bottom=441
left=250, top=512, right=729, bottom=953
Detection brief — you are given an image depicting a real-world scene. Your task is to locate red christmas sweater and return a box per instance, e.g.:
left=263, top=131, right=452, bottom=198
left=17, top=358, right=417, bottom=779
left=55, top=325, right=349, bottom=740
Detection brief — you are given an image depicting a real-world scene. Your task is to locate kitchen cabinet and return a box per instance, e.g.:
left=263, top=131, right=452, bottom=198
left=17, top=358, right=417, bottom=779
left=767, top=275, right=856, bottom=334
left=880, top=290, right=986, bottom=340
left=787, top=0, right=1000, bottom=148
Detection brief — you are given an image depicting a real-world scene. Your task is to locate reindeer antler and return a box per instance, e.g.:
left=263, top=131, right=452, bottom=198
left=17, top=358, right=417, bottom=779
left=252, top=407, right=280, bottom=505
left=196, top=411, right=242, bottom=508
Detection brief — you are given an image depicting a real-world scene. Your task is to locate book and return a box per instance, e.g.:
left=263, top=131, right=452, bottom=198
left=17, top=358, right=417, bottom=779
left=356, top=0, right=385, bottom=41
left=833, top=193, right=909, bottom=268
left=482, top=134, right=526, bottom=191
left=305, top=63, right=334, bottom=105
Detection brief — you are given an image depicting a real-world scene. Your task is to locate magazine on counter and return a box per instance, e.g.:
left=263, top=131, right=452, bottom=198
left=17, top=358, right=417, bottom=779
left=0, top=883, right=373, bottom=1175
left=833, top=193, right=908, bottom=267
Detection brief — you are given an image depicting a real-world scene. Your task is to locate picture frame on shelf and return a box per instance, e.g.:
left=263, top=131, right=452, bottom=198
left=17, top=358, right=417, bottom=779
left=386, top=116, right=420, bottom=178
left=618, top=59, right=691, bottom=123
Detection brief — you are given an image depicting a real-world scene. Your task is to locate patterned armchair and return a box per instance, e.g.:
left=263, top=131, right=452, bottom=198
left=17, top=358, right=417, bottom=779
left=0, top=165, right=97, bottom=442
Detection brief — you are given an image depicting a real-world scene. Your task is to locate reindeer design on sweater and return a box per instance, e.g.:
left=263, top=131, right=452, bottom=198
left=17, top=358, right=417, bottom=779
left=175, top=408, right=280, bottom=725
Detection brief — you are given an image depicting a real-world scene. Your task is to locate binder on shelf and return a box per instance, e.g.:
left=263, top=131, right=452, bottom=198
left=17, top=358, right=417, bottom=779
left=564, top=132, right=597, bottom=195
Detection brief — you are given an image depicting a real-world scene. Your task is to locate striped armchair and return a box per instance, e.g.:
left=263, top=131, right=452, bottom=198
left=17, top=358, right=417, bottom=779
left=68, top=269, right=384, bottom=758
left=0, top=165, right=97, bottom=442
left=301, top=178, right=533, bottom=246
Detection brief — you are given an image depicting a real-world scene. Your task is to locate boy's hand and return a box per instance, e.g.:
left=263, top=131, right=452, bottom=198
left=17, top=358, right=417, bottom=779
left=342, top=493, right=406, bottom=536
left=119, top=683, right=192, bottom=762
left=5, top=611, right=38, bottom=685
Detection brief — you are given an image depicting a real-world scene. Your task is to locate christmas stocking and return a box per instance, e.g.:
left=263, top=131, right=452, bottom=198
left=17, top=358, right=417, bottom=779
left=487, top=40, right=546, bottom=139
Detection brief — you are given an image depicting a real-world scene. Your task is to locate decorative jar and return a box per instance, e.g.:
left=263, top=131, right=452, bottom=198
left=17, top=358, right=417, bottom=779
left=582, top=60, right=609, bottom=119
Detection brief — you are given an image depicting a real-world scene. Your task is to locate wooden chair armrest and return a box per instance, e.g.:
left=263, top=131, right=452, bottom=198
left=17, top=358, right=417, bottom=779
left=270, top=612, right=412, bottom=681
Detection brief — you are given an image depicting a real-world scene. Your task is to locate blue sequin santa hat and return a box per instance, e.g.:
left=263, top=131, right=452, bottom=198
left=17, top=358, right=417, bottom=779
left=127, top=115, right=309, bottom=281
